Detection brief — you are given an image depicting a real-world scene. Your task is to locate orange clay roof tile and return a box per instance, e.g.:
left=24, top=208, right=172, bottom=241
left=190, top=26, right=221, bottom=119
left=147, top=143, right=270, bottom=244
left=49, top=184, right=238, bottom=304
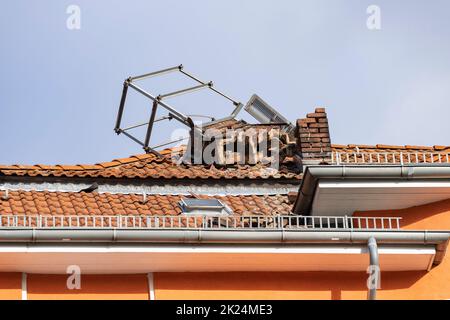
left=404, top=145, right=433, bottom=150
left=113, top=157, right=139, bottom=165
left=375, top=144, right=405, bottom=149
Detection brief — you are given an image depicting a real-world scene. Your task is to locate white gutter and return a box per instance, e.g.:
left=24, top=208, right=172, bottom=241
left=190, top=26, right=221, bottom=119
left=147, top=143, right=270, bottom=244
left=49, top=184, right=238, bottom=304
left=293, top=164, right=450, bottom=215
left=0, top=243, right=437, bottom=273
left=2, top=228, right=447, bottom=265
left=0, top=228, right=448, bottom=244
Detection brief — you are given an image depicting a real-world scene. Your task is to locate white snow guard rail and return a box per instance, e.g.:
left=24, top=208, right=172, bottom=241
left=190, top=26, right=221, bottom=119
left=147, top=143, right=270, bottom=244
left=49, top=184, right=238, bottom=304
left=0, top=215, right=402, bottom=231
left=331, top=151, right=450, bottom=165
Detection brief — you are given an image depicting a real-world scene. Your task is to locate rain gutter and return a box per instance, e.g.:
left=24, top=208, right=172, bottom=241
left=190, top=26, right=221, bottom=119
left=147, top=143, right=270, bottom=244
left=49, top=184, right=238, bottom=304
left=0, top=228, right=448, bottom=245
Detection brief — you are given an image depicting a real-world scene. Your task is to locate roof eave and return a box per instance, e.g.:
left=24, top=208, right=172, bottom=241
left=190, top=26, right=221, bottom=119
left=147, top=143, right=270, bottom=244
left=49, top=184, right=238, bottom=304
left=293, top=164, right=450, bottom=215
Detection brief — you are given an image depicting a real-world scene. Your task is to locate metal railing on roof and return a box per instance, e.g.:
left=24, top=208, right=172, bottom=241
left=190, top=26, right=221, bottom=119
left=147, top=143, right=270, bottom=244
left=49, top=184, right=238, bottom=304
left=0, top=215, right=402, bottom=231
left=331, top=151, right=450, bottom=165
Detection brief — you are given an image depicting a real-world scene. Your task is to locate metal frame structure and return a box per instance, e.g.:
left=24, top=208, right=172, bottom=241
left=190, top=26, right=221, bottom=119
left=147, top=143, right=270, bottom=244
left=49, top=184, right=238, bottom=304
left=114, top=65, right=244, bottom=156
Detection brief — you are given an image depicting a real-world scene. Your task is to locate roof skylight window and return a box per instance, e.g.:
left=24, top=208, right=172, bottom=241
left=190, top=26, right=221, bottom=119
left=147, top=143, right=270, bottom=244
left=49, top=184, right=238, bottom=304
left=179, top=198, right=232, bottom=216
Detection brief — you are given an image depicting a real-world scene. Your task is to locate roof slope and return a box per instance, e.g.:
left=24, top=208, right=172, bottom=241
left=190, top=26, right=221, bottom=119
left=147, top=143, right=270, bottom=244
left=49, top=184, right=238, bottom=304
left=0, top=190, right=292, bottom=216
left=0, top=148, right=301, bottom=180
left=1, top=144, right=448, bottom=180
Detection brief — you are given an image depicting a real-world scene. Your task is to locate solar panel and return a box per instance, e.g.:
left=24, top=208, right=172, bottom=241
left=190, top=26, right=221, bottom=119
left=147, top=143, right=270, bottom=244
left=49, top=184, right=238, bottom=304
left=244, top=94, right=291, bottom=124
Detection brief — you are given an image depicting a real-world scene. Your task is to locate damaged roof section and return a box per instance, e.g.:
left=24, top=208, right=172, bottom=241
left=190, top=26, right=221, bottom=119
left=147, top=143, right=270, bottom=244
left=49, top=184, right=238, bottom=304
left=182, top=118, right=297, bottom=167
left=1, top=106, right=448, bottom=181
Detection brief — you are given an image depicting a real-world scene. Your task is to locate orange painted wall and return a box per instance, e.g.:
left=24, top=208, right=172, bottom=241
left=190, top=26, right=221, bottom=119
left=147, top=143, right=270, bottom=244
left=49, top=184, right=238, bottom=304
left=3, top=200, right=449, bottom=300
left=154, top=264, right=450, bottom=300
left=155, top=199, right=450, bottom=300
left=354, top=198, right=450, bottom=230
left=0, top=273, right=22, bottom=300
left=27, top=274, right=149, bottom=300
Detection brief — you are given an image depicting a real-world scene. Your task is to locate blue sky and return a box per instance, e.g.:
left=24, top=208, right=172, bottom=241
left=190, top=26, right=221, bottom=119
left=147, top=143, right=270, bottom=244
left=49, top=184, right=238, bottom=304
left=1, top=0, right=449, bottom=164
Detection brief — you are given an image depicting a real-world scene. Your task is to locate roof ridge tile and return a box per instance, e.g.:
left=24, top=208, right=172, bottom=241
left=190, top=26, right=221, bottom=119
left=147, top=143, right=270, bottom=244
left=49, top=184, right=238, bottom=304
left=405, top=145, right=433, bottom=150
left=96, top=161, right=121, bottom=169
left=113, top=157, right=140, bottom=165
left=375, top=144, right=405, bottom=149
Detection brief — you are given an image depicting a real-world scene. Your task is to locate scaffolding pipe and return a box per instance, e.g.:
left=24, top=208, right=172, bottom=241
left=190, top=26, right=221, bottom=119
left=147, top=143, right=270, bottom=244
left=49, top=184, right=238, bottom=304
left=127, top=82, right=190, bottom=125
left=129, top=65, right=181, bottom=82
left=179, top=69, right=240, bottom=105
left=114, top=82, right=129, bottom=132
left=158, top=82, right=212, bottom=100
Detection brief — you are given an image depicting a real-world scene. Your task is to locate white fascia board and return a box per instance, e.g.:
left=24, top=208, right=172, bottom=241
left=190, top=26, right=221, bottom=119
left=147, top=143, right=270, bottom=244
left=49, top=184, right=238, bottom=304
left=0, top=244, right=436, bottom=273
left=318, top=180, right=450, bottom=190
left=0, top=244, right=436, bottom=255
left=311, top=179, right=450, bottom=216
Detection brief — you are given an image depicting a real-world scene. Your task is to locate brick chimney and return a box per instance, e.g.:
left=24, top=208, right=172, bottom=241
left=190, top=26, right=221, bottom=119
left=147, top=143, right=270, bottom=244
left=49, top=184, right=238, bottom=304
left=295, top=107, right=332, bottom=165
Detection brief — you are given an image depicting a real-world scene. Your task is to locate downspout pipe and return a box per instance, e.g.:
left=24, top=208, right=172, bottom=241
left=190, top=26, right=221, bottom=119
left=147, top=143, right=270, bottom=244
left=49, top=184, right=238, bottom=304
left=293, top=164, right=450, bottom=215
left=367, top=237, right=379, bottom=300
